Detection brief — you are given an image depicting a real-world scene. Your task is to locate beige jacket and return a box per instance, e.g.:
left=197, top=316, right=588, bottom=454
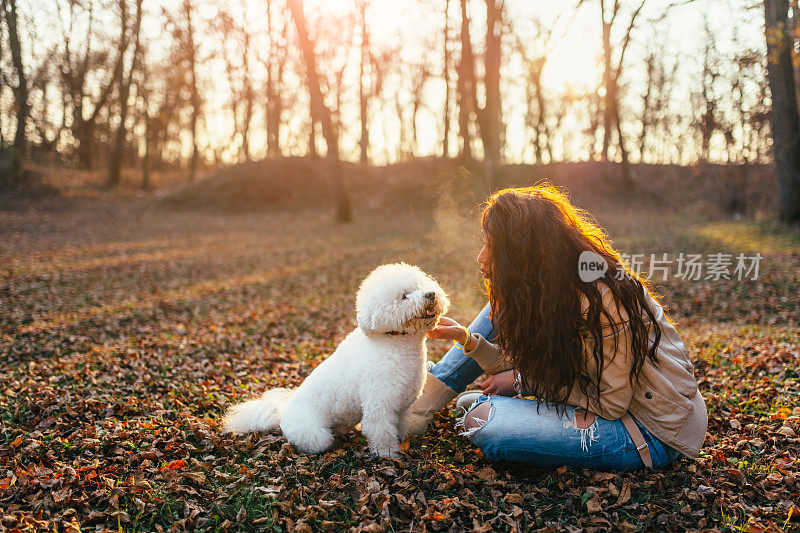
left=464, top=283, right=708, bottom=458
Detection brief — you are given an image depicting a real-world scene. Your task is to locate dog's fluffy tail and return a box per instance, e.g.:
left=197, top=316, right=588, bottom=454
left=222, top=388, right=295, bottom=434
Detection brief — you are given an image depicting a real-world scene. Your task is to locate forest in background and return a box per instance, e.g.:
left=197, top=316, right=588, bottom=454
left=1, top=0, right=799, bottom=223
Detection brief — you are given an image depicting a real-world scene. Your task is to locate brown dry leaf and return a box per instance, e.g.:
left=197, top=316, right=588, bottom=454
left=475, top=467, right=497, bottom=481
left=585, top=495, right=603, bottom=514
left=592, top=472, right=616, bottom=482
left=183, top=471, right=206, bottom=484
left=765, top=473, right=784, bottom=484
left=3, top=197, right=800, bottom=531
left=292, top=521, right=313, bottom=533
left=359, top=522, right=385, bottom=532
left=616, top=478, right=632, bottom=506
left=472, top=521, right=494, bottom=532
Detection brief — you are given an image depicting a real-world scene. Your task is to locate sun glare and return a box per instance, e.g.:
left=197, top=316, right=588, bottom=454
left=542, top=33, right=602, bottom=91
left=306, top=0, right=358, bottom=14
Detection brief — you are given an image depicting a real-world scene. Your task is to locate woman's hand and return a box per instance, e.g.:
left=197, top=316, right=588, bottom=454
left=427, top=316, right=469, bottom=343
left=477, top=369, right=517, bottom=397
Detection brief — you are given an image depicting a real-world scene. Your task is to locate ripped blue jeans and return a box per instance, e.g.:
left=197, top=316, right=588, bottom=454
left=429, top=303, right=682, bottom=472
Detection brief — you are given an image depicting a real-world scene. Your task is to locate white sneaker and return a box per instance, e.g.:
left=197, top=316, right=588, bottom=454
left=455, top=390, right=484, bottom=412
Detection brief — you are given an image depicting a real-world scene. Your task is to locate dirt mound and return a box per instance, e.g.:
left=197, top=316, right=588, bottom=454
left=165, top=156, right=777, bottom=215
left=164, top=156, right=488, bottom=211
left=165, top=157, right=362, bottom=210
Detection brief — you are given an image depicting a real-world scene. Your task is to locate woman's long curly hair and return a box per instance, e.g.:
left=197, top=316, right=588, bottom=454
left=480, top=183, right=662, bottom=413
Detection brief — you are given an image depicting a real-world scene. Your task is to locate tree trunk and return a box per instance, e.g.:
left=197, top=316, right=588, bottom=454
left=223, top=52, right=241, bottom=160
left=77, top=0, right=130, bottom=171
left=358, top=0, right=369, bottom=163
left=3, top=0, right=29, bottom=186
left=0, top=86, right=5, bottom=153
left=288, top=0, right=352, bottom=223
left=142, top=88, right=152, bottom=191
left=456, top=0, right=502, bottom=184
left=482, top=0, right=503, bottom=189
left=457, top=0, right=475, bottom=160
left=308, top=117, right=319, bottom=159
left=534, top=68, right=551, bottom=163
left=242, top=87, right=253, bottom=162
left=442, top=0, right=451, bottom=159
left=75, top=118, right=94, bottom=170
left=526, top=70, right=544, bottom=164
left=765, top=0, right=800, bottom=222
left=638, top=55, right=654, bottom=161
left=598, top=0, right=641, bottom=189
left=142, top=112, right=152, bottom=190
left=184, top=0, right=200, bottom=182
left=601, top=19, right=613, bottom=161
left=615, top=110, right=632, bottom=190
left=456, top=74, right=472, bottom=160
left=240, top=22, right=253, bottom=163
left=265, top=0, right=286, bottom=158
left=108, top=0, right=143, bottom=188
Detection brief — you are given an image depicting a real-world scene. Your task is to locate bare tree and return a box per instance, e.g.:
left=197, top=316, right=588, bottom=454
left=287, top=0, right=351, bottom=222
left=725, top=45, right=770, bottom=164
left=442, top=0, right=452, bottom=158
left=139, top=63, right=153, bottom=190
left=240, top=16, right=254, bottom=163
left=693, top=18, right=725, bottom=162
left=28, top=53, right=62, bottom=157
left=638, top=27, right=677, bottom=163
left=217, top=5, right=256, bottom=163
left=510, top=13, right=567, bottom=164
left=315, top=10, right=356, bottom=149
left=358, top=0, right=370, bottom=163
left=764, top=0, right=800, bottom=222
left=409, top=62, right=433, bottom=155
left=264, top=0, right=288, bottom=158
left=108, top=0, right=143, bottom=188
left=146, top=52, right=184, bottom=173
left=456, top=0, right=476, bottom=160
left=481, top=0, right=504, bottom=188
left=182, top=0, right=200, bottom=181
left=581, top=0, right=646, bottom=187
left=218, top=11, right=242, bottom=160
left=64, top=0, right=132, bottom=170
left=1, top=0, right=29, bottom=185
left=455, top=0, right=504, bottom=186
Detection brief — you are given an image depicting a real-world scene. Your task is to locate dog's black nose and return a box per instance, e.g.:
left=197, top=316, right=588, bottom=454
left=424, top=291, right=436, bottom=300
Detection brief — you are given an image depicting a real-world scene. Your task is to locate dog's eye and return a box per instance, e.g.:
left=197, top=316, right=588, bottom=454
left=401, top=293, right=408, bottom=300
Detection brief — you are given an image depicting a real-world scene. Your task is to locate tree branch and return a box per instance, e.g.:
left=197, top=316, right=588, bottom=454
left=615, top=0, right=647, bottom=74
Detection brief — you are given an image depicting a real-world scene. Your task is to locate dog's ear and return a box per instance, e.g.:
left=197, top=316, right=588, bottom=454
left=356, top=305, right=377, bottom=334
left=356, top=273, right=375, bottom=334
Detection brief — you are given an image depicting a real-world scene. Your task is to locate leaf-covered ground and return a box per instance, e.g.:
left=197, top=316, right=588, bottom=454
left=1, top=195, right=799, bottom=532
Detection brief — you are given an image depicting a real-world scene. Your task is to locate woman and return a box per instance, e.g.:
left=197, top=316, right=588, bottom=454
left=408, top=184, right=707, bottom=471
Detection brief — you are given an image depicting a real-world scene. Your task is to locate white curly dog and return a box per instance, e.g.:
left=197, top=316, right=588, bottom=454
left=222, top=263, right=449, bottom=458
